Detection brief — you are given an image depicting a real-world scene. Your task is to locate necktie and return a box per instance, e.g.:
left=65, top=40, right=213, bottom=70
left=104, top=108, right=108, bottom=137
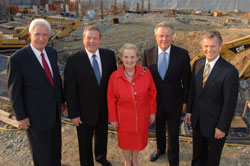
left=202, top=63, right=210, bottom=88
left=159, top=52, right=168, bottom=80
left=92, top=54, right=101, bottom=86
left=41, top=52, right=54, bottom=87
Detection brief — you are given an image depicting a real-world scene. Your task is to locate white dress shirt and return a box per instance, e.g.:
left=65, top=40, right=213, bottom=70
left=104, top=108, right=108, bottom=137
left=86, top=49, right=102, bottom=76
left=204, top=55, right=220, bottom=76
left=157, top=46, right=171, bottom=72
left=30, top=44, right=53, bottom=77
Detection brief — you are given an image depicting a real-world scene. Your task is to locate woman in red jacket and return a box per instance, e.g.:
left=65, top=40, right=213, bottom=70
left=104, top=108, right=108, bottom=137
left=107, top=43, right=157, bottom=166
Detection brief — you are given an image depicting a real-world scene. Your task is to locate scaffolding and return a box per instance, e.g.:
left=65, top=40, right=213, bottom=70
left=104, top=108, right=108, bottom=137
left=0, top=0, right=8, bottom=23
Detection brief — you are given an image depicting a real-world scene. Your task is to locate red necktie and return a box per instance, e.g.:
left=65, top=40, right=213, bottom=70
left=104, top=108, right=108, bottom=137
left=41, top=52, right=54, bottom=87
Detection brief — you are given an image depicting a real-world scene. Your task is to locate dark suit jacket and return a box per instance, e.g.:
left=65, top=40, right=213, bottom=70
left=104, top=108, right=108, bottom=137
left=142, top=45, right=191, bottom=112
left=187, top=57, right=239, bottom=137
left=8, top=45, right=63, bottom=130
left=64, top=48, right=117, bottom=126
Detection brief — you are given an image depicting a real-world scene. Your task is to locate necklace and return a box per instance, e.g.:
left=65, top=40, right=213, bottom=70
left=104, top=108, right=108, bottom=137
left=124, top=68, right=136, bottom=77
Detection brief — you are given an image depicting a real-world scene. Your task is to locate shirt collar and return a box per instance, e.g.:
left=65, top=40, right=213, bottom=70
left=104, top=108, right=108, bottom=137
left=205, top=54, right=220, bottom=68
left=30, top=44, right=46, bottom=57
left=158, top=45, right=171, bottom=55
left=85, top=48, right=100, bottom=59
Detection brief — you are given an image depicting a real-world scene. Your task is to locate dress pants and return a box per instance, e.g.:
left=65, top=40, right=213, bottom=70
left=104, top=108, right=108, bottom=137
left=156, top=110, right=182, bottom=166
left=76, top=116, right=108, bottom=166
left=27, top=116, right=62, bottom=166
left=192, top=122, right=226, bottom=166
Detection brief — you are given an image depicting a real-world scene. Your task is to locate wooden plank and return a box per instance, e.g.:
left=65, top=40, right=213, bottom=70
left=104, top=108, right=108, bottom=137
left=246, top=12, right=250, bottom=18
left=0, top=116, right=18, bottom=128
left=0, top=25, right=14, bottom=29
left=0, top=96, right=10, bottom=103
left=0, top=109, right=18, bottom=128
left=0, top=109, right=10, bottom=117
left=231, top=116, right=248, bottom=128
left=212, top=11, right=222, bottom=17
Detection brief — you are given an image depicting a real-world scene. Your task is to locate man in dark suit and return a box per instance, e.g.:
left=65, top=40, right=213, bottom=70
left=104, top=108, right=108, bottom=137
left=64, top=25, right=117, bottom=166
left=185, top=30, right=239, bottom=166
left=8, top=19, right=65, bottom=166
left=142, top=22, right=191, bottom=166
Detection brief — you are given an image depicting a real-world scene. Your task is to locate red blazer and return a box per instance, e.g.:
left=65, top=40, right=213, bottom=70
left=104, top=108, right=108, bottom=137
left=107, top=64, right=157, bottom=133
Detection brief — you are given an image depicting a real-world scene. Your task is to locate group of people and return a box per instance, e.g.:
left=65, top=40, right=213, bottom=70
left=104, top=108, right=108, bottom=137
left=7, top=18, right=239, bottom=166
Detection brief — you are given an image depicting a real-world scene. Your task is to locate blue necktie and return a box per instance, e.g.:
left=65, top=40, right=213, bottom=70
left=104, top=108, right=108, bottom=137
left=92, top=54, right=101, bottom=85
left=159, top=52, right=168, bottom=80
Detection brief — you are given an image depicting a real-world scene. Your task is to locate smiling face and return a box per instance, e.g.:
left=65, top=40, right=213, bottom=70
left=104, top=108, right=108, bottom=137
left=201, top=37, right=222, bottom=62
left=121, top=48, right=138, bottom=70
left=28, top=25, right=50, bottom=52
left=83, top=30, right=102, bottom=53
left=155, top=26, right=173, bottom=51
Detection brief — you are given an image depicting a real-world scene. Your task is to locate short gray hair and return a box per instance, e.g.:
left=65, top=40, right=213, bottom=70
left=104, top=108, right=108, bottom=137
left=83, top=25, right=102, bottom=39
left=29, top=19, right=51, bottom=35
left=154, top=22, right=174, bottom=35
left=201, top=30, right=223, bottom=45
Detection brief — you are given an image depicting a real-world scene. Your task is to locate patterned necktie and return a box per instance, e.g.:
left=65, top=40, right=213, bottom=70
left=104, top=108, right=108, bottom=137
left=202, top=63, right=210, bottom=88
left=159, top=52, right=168, bottom=80
left=41, top=52, right=54, bottom=87
left=92, top=54, right=101, bottom=86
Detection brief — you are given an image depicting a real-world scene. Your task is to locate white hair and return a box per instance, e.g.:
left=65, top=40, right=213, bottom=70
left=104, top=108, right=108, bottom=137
left=154, top=22, right=174, bottom=36
left=29, top=19, right=51, bottom=35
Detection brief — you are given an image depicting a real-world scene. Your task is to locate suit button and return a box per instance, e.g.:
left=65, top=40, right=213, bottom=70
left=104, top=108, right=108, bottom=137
left=133, top=83, right=135, bottom=85
left=134, top=92, right=137, bottom=95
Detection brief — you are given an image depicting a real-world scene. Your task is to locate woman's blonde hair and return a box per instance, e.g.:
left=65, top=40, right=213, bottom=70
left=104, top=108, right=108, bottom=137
left=119, top=43, right=140, bottom=59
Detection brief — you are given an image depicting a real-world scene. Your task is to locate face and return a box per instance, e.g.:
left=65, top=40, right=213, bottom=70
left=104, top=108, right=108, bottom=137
left=121, top=49, right=138, bottom=70
left=201, top=37, right=222, bottom=62
left=155, top=26, right=173, bottom=51
left=28, top=25, right=50, bottom=52
left=83, top=30, right=101, bottom=53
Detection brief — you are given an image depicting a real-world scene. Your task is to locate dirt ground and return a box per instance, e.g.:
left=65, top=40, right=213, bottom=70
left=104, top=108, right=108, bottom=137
left=1, top=122, right=250, bottom=166
left=1, top=13, right=250, bottom=166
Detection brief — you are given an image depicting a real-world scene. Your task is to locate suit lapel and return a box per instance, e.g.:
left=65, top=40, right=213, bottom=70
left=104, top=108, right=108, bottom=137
left=151, top=47, right=162, bottom=80
left=195, top=59, right=206, bottom=92
left=26, top=46, right=54, bottom=88
left=99, top=49, right=106, bottom=86
left=81, top=49, right=99, bottom=86
left=45, top=47, right=58, bottom=88
left=164, top=45, right=174, bottom=80
left=203, top=57, right=222, bottom=89
left=152, top=47, right=158, bottom=65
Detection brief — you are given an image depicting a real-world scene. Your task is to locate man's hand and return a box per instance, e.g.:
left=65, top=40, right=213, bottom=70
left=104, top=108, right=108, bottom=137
left=71, top=117, right=82, bottom=126
left=61, top=103, right=66, bottom=112
left=149, top=114, right=156, bottom=124
left=185, top=114, right=191, bottom=125
left=215, top=128, right=226, bottom=139
left=18, top=118, right=30, bottom=129
left=182, top=103, right=187, bottom=113
left=111, top=122, right=118, bottom=130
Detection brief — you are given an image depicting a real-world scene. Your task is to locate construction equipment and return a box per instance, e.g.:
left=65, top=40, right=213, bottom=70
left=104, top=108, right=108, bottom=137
left=0, top=16, right=82, bottom=49
left=0, top=0, right=8, bottom=23
left=191, top=35, right=250, bottom=80
left=45, top=16, right=82, bottom=40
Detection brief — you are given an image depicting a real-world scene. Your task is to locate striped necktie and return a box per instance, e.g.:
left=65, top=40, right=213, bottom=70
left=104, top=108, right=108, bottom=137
left=202, top=63, right=210, bottom=88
